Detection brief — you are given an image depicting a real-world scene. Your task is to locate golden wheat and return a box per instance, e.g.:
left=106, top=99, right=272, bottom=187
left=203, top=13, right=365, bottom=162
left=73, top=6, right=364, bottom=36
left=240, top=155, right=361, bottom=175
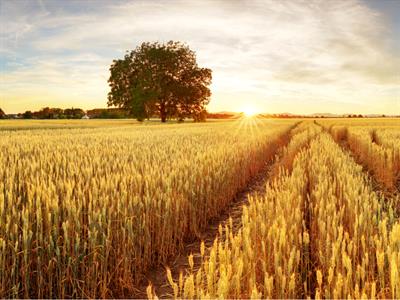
left=323, top=119, right=400, bottom=191
left=0, top=119, right=294, bottom=298
left=158, top=121, right=400, bottom=299
left=2, top=118, right=399, bottom=299
left=156, top=122, right=321, bottom=298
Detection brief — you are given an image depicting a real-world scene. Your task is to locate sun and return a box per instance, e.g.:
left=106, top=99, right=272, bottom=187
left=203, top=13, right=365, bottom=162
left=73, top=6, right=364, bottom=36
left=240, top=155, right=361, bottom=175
left=243, top=106, right=257, bottom=117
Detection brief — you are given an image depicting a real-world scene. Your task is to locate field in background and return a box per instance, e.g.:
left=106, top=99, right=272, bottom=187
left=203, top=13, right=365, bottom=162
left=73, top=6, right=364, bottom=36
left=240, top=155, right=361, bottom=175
left=0, top=118, right=399, bottom=299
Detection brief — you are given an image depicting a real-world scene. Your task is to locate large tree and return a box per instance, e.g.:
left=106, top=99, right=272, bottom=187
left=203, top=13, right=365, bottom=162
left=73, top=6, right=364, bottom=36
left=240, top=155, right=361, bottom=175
left=107, top=41, right=212, bottom=122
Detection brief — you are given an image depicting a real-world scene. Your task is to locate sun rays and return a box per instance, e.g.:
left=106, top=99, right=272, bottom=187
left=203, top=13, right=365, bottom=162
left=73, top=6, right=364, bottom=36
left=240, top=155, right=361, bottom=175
left=243, top=106, right=257, bottom=117
left=230, top=110, right=266, bottom=138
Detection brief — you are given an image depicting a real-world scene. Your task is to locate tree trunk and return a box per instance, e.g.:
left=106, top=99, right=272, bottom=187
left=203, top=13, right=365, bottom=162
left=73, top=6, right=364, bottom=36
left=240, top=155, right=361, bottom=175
left=160, top=102, right=167, bottom=122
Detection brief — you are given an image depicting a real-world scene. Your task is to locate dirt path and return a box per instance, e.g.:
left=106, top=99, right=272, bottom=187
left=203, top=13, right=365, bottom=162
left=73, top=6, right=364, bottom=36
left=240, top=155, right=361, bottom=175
left=133, top=123, right=301, bottom=299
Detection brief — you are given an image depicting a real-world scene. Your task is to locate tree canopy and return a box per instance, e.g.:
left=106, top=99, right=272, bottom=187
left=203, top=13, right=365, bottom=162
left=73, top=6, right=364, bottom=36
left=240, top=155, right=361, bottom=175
left=107, top=41, right=212, bottom=122
left=0, top=108, right=6, bottom=119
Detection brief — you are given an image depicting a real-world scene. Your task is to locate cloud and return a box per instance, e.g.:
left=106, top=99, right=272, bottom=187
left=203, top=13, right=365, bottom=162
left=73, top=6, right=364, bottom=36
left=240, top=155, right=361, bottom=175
left=0, top=0, right=399, bottom=114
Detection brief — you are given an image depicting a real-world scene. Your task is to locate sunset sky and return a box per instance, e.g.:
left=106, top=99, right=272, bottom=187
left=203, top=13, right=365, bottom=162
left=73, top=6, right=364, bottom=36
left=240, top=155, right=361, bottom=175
left=1, top=0, right=399, bottom=114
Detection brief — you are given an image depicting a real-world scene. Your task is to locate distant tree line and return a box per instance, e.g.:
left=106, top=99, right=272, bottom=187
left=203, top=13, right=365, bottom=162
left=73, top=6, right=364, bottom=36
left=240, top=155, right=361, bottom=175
left=259, top=113, right=305, bottom=118
left=259, top=114, right=367, bottom=118
left=206, top=112, right=235, bottom=119
left=347, top=114, right=364, bottom=118
left=1, top=107, right=396, bottom=120
left=20, top=107, right=86, bottom=119
left=86, top=108, right=131, bottom=119
left=1, top=107, right=232, bottom=120
left=0, top=107, right=133, bottom=119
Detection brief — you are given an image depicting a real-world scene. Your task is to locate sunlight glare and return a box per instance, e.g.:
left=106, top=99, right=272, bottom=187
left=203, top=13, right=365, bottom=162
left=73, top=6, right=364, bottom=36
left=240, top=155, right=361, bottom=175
left=243, top=106, right=257, bottom=117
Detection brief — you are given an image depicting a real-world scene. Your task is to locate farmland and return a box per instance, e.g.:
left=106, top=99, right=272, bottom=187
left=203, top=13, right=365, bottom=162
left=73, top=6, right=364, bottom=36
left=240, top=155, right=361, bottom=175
left=0, top=118, right=399, bottom=299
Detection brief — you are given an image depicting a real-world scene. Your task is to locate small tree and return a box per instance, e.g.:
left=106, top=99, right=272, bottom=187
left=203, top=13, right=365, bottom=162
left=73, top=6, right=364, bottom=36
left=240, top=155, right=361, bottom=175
left=22, top=111, right=33, bottom=119
left=64, top=108, right=85, bottom=119
left=107, top=41, right=212, bottom=122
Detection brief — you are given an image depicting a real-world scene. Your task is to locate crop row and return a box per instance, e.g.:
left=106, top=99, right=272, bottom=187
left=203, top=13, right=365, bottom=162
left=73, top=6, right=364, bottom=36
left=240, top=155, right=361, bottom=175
left=0, top=120, right=294, bottom=298
left=149, top=122, right=320, bottom=298
left=156, top=124, right=400, bottom=299
left=329, top=125, right=399, bottom=191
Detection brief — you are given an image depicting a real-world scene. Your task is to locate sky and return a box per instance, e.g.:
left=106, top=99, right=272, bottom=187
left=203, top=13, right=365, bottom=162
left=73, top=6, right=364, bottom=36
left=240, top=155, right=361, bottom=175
left=0, top=0, right=399, bottom=115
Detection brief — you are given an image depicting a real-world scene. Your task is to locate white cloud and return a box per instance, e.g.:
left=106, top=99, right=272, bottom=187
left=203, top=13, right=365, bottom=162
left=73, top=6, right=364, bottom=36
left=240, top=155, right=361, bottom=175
left=0, top=0, right=399, bottom=114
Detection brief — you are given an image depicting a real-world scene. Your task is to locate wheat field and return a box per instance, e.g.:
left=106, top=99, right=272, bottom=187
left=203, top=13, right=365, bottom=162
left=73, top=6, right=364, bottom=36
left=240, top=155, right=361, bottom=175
left=0, top=118, right=399, bottom=299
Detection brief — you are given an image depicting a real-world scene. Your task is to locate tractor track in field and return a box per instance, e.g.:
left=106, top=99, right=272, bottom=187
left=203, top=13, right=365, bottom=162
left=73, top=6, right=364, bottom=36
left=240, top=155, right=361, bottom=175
left=339, top=137, right=400, bottom=215
left=133, top=122, right=302, bottom=299
left=318, top=122, right=400, bottom=216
